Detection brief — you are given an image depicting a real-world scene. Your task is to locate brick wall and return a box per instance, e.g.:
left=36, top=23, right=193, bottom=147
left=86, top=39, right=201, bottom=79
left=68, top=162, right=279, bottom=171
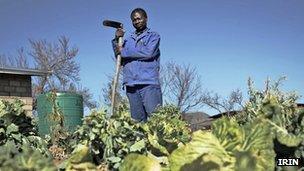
left=0, top=74, right=32, bottom=96
left=0, top=74, right=33, bottom=116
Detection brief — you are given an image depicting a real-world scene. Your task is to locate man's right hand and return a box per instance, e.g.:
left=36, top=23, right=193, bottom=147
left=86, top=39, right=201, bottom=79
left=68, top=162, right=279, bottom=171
left=115, top=28, right=125, bottom=39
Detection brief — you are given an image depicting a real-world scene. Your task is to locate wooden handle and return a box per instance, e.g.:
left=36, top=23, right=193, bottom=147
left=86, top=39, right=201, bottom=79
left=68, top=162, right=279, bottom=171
left=111, top=37, right=123, bottom=116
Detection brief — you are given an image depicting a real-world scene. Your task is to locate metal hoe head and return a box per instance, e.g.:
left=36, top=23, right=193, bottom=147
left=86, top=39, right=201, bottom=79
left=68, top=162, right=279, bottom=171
left=103, top=20, right=123, bottom=29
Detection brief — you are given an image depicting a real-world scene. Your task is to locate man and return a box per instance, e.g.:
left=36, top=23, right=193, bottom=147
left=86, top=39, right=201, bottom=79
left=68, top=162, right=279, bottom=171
left=112, top=8, right=162, bottom=122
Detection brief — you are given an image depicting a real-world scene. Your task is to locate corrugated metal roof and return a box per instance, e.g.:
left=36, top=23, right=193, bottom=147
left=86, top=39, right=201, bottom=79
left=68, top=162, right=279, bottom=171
left=0, top=67, right=52, bottom=76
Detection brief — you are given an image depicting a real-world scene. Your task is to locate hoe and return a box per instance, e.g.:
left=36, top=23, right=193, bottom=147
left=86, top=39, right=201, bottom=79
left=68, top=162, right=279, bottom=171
left=103, top=20, right=123, bottom=116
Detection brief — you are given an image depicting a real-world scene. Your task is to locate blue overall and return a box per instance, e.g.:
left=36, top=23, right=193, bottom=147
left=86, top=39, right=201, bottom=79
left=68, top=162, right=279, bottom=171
left=112, top=28, right=162, bottom=121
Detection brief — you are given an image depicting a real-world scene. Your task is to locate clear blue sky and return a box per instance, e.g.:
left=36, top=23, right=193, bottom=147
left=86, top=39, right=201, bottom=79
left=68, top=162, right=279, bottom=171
left=1, top=0, right=303, bottom=114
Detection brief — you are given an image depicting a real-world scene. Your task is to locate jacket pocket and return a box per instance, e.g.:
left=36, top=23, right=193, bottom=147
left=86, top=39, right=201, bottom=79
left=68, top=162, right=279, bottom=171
left=140, top=61, right=158, bottom=82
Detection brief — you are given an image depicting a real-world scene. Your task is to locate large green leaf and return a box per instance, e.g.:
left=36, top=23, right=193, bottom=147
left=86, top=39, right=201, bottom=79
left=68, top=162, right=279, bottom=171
left=147, top=132, right=169, bottom=155
left=213, top=117, right=275, bottom=171
left=0, top=128, right=5, bottom=134
left=212, top=117, right=243, bottom=151
left=119, top=153, right=161, bottom=171
left=237, top=120, right=275, bottom=171
left=234, top=151, right=257, bottom=171
left=169, top=130, right=234, bottom=171
left=130, top=139, right=146, bottom=152
left=6, top=123, right=19, bottom=134
left=276, top=130, right=303, bottom=147
left=265, top=119, right=303, bottom=147
left=67, top=143, right=91, bottom=164
left=108, top=156, right=121, bottom=163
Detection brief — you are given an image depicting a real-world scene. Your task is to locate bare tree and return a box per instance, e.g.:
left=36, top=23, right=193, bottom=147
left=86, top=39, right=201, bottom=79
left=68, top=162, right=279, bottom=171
left=14, top=48, right=29, bottom=68
left=0, top=55, right=8, bottom=67
left=29, top=36, right=80, bottom=93
left=160, top=61, right=244, bottom=114
left=201, top=89, right=244, bottom=114
left=0, top=48, right=29, bottom=68
left=160, top=61, right=206, bottom=113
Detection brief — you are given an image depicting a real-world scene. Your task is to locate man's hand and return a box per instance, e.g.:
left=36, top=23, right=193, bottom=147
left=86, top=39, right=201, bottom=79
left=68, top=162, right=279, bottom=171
left=116, top=45, right=123, bottom=54
left=115, top=28, right=125, bottom=39
left=114, top=28, right=124, bottom=55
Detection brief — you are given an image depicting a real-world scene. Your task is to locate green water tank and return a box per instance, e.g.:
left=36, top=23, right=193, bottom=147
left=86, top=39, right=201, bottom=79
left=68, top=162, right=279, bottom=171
left=37, top=92, right=83, bottom=136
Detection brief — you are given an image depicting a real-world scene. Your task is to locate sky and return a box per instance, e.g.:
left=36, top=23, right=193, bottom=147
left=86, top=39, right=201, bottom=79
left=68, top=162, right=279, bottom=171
left=1, top=0, right=303, bottom=115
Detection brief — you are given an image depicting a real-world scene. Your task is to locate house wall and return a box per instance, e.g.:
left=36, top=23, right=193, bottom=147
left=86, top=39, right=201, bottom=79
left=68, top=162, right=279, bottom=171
left=0, top=74, right=33, bottom=116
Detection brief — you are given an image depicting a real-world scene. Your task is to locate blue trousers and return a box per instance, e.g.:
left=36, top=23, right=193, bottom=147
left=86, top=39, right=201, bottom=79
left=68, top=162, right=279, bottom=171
left=126, top=84, right=162, bottom=122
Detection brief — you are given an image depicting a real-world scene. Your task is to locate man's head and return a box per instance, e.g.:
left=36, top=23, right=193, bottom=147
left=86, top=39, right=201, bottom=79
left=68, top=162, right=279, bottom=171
left=130, top=8, right=147, bottom=32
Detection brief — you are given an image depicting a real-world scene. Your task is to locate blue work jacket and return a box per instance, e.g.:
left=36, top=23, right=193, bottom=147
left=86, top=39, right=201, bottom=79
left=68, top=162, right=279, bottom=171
left=112, top=28, right=161, bottom=86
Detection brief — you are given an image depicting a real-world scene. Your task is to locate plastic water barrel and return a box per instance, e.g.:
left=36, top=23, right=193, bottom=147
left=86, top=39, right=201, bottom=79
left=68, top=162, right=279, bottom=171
left=37, top=92, right=83, bottom=136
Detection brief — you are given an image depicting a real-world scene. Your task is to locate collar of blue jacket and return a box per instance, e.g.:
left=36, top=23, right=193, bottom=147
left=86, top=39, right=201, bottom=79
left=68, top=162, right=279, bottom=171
left=130, top=28, right=150, bottom=41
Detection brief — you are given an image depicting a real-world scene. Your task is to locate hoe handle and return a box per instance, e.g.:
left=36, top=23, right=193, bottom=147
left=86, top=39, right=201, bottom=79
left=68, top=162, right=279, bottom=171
left=111, top=36, right=123, bottom=116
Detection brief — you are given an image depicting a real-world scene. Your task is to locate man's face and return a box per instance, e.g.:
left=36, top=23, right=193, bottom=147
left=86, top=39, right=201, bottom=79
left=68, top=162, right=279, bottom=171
left=131, top=12, right=147, bottom=32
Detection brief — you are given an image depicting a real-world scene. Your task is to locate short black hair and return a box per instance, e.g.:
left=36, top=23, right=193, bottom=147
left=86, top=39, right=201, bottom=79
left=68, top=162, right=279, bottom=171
left=130, top=8, right=147, bottom=18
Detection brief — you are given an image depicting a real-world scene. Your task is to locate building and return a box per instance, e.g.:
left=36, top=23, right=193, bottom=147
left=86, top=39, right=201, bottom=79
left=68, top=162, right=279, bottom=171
left=297, top=103, right=304, bottom=109
left=182, top=112, right=211, bottom=131
left=0, top=67, right=50, bottom=115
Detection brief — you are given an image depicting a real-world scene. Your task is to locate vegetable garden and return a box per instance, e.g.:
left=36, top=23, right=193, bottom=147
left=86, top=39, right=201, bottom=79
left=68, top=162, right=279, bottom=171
left=0, top=79, right=303, bottom=171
